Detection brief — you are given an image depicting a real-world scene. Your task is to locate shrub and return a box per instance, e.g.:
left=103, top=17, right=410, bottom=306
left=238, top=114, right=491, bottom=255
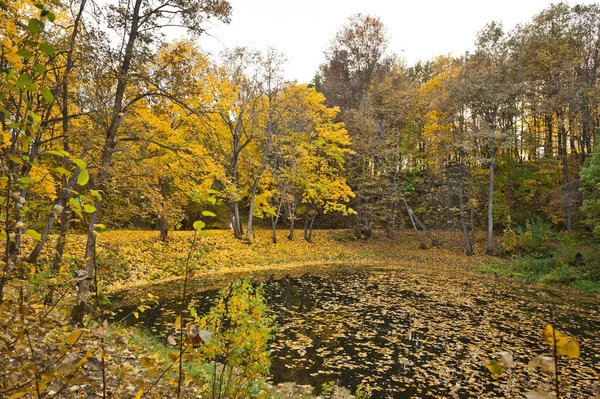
left=191, top=278, right=275, bottom=399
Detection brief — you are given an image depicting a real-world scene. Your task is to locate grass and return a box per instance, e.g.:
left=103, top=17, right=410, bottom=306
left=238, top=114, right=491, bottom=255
left=475, top=256, right=600, bottom=294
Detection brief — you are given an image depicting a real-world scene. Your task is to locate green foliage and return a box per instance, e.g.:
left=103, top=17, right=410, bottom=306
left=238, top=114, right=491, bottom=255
left=580, top=140, right=600, bottom=237
left=320, top=381, right=335, bottom=397
left=503, top=218, right=556, bottom=257
left=355, top=383, right=373, bottom=399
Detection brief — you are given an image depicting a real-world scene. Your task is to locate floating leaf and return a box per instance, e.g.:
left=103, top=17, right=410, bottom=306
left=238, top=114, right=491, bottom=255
left=486, top=359, right=505, bottom=379
left=528, top=355, right=556, bottom=373
left=525, top=388, right=557, bottom=399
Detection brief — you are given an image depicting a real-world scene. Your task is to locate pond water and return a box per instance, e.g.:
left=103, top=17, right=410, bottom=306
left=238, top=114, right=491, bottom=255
left=112, top=265, right=600, bottom=398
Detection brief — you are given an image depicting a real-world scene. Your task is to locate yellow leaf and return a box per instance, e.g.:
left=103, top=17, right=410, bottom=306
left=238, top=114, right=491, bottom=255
left=525, top=388, right=557, bottom=399
left=486, top=359, right=505, bottom=379
left=66, top=329, right=85, bottom=346
left=8, top=391, right=27, bottom=399
left=140, top=356, right=154, bottom=368
left=174, top=315, right=182, bottom=330
left=542, top=324, right=580, bottom=359
left=133, top=389, right=144, bottom=399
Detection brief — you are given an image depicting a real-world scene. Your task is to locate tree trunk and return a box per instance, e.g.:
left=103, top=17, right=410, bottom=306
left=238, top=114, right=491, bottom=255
left=487, top=148, right=495, bottom=255
left=72, top=0, right=143, bottom=325
left=271, top=217, right=277, bottom=244
left=287, top=211, right=295, bottom=241
left=157, top=215, right=168, bottom=242
left=459, top=163, right=473, bottom=256
left=355, top=196, right=362, bottom=239
left=403, top=198, right=424, bottom=249
left=308, top=213, right=317, bottom=242
left=561, top=123, right=571, bottom=231
left=28, top=211, right=55, bottom=264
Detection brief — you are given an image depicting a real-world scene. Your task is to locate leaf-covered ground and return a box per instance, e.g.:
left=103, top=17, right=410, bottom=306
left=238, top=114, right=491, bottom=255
left=103, top=230, right=600, bottom=399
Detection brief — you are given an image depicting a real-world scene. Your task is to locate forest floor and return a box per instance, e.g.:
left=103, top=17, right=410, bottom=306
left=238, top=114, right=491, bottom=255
left=29, top=228, right=489, bottom=295
left=7, top=229, right=598, bottom=398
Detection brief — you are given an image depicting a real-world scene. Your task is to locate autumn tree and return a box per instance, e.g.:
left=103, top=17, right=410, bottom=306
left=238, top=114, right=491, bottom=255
left=320, top=13, right=393, bottom=239
left=72, top=0, right=232, bottom=323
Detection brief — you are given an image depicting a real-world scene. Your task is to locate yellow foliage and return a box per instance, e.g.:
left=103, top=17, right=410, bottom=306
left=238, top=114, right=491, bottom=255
left=542, top=324, right=580, bottom=358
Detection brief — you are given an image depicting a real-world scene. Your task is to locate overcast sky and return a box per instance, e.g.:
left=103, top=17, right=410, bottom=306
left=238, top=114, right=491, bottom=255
left=190, top=0, right=597, bottom=83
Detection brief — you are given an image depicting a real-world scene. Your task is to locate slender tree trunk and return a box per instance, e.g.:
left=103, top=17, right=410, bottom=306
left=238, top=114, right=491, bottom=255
left=561, top=123, right=571, bottom=231
left=72, top=0, right=143, bottom=324
left=287, top=207, right=295, bottom=241
left=459, top=163, right=473, bottom=256
left=403, top=197, right=424, bottom=249
left=158, top=216, right=168, bottom=241
left=355, top=196, right=362, bottom=239
left=28, top=212, right=55, bottom=264
left=270, top=197, right=283, bottom=244
left=469, top=178, right=475, bottom=247
left=307, top=213, right=316, bottom=242
left=303, top=213, right=309, bottom=241
left=487, top=148, right=495, bottom=255
left=51, top=203, right=70, bottom=271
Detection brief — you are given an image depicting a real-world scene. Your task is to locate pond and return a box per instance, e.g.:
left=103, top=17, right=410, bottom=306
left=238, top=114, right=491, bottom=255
left=112, top=264, right=600, bottom=398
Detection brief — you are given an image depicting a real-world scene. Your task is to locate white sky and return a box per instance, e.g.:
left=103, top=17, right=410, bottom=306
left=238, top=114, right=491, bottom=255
left=193, top=0, right=598, bottom=83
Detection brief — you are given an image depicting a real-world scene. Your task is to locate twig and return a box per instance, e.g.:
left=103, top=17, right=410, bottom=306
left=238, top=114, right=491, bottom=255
left=549, top=307, right=560, bottom=399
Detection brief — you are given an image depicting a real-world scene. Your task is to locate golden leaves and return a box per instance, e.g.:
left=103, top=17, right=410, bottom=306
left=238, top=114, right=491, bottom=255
left=65, top=329, right=85, bottom=346
left=542, top=324, right=580, bottom=358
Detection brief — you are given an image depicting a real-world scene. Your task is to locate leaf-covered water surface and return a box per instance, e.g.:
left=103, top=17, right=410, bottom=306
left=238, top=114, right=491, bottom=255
left=114, top=264, right=600, bottom=398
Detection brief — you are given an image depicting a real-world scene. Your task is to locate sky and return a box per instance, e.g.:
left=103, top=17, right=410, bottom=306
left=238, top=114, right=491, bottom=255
left=191, top=0, right=597, bottom=83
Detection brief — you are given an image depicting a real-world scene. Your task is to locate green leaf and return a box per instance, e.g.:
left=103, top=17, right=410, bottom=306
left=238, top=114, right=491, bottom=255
left=208, top=197, right=217, bottom=205
left=33, top=64, right=46, bottom=74
left=73, top=159, right=87, bottom=170
left=17, top=177, right=34, bottom=189
left=90, top=189, right=102, bottom=201
left=77, top=169, right=89, bottom=186
left=41, top=9, right=56, bottom=21
left=47, top=149, right=70, bottom=157
left=94, top=223, right=106, bottom=229
left=202, top=210, right=217, bottom=217
left=83, top=204, right=96, bottom=214
left=16, top=48, right=34, bottom=58
left=55, top=167, right=71, bottom=176
left=38, top=43, right=56, bottom=57
left=193, top=220, right=205, bottom=231
left=40, top=87, right=54, bottom=104
left=24, top=229, right=41, bottom=241
left=27, top=18, right=44, bottom=34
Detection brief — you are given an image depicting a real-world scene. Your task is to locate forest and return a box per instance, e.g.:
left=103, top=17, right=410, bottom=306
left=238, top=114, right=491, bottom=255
left=0, top=0, right=599, bottom=398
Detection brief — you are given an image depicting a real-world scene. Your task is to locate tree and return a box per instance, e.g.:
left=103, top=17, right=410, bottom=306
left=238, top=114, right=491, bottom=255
left=72, top=0, right=232, bottom=323
left=320, top=13, right=393, bottom=239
